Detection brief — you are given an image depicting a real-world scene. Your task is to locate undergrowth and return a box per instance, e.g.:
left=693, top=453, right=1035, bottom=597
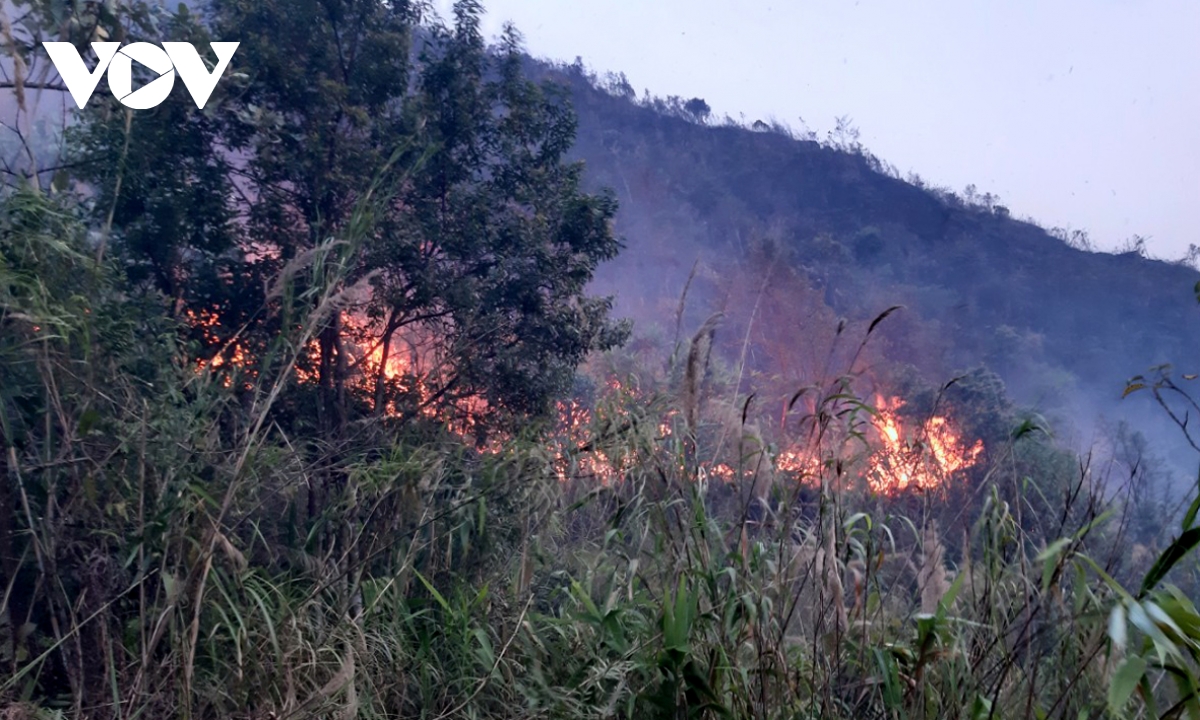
left=2, top=186, right=1199, bottom=720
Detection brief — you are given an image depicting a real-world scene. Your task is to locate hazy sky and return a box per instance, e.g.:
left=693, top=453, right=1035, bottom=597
left=434, top=0, right=1199, bottom=258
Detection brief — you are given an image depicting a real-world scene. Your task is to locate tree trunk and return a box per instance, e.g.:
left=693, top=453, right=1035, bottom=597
left=317, top=314, right=347, bottom=435
left=374, top=310, right=401, bottom=416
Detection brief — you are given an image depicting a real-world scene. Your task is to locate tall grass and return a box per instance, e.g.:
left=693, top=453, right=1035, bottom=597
left=2, top=184, right=1199, bottom=719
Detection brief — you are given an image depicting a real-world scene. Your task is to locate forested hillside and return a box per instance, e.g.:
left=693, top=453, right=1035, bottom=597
left=544, top=62, right=1200, bottom=452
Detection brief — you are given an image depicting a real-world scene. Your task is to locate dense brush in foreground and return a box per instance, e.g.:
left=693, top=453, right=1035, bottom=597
left=3, top=191, right=1200, bottom=720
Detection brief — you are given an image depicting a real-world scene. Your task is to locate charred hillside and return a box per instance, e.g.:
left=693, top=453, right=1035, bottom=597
left=538, top=61, right=1200, bottom=431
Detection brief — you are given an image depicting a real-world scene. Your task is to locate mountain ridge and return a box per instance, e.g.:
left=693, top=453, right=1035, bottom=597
left=534, top=59, right=1200, bottom=466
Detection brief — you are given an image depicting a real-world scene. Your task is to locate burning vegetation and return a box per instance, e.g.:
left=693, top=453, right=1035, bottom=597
left=185, top=282, right=985, bottom=503
left=540, top=375, right=986, bottom=498
left=865, top=394, right=985, bottom=495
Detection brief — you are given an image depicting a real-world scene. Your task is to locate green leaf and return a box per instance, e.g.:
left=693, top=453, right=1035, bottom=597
left=1140, top=527, right=1200, bottom=597
left=938, top=566, right=967, bottom=617
left=872, top=648, right=902, bottom=710
left=414, top=571, right=451, bottom=613
left=1107, top=655, right=1146, bottom=715
left=843, top=512, right=871, bottom=532
left=571, top=580, right=600, bottom=621
left=1129, top=601, right=1183, bottom=663
left=1038, top=538, right=1071, bottom=591
left=1011, top=416, right=1046, bottom=440
left=1159, top=587, right=1200, bottom=642
left=1141, top=673, right=1161, bottom=718
left=1080, top=555, right=1136, bottom=605
left=664, top=576, right=692, bottom=651
left=970, top=694, right=993, bottom=720
left=1182, top=475, right=1200, bottom=531
left=1145, top=600, right=1186, bottom=641
left=472, top=627, right=494, bottom=668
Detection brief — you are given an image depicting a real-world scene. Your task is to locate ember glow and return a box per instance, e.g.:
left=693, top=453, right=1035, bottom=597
left=182, top=307, right=983, bottom=495
left=866, top=395, right=983, bottom=494
left=353, top=321, right=495, bottom=435
left=774, top=449, right=824, bottom=482
left=552, top=398, right=626, bottom=484
left=186, top=308, right=250, bottom=386
left=185, top=308, right=490, bottom=430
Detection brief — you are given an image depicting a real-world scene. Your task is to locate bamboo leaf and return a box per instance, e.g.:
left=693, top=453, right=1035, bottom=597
left=1140, top=527, right=1200, bottom=597
left=415, top=571, right=451, bottom=613
left=1107, top=655, right=1146, bottom=715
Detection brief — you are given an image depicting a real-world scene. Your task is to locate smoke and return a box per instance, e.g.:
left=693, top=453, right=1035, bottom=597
left=564, top=65, right=1200, bottom=506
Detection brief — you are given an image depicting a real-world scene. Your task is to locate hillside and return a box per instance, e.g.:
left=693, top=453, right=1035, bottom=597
left=537, top=61, right=1200, bottom=463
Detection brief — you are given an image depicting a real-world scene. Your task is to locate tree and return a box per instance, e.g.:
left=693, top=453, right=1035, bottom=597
left=683, top=97, right=710, bottom=124
left=1118, top=234, right=1148, bottom=257
left=354, top=15, right=628, bottom=431
left=65, top=0, right=628, bottom=437
left=66, top=5, right=239, bottom=305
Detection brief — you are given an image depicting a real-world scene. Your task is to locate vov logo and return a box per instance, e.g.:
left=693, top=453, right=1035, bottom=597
left=43, top=42, right=239, bottom=110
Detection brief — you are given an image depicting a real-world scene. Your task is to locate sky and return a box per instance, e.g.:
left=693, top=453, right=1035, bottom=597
left=433, top=0, right=1199, bottom=258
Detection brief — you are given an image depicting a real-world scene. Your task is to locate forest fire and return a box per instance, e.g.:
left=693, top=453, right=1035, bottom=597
left=183, top=306, right=982, bottom=495
left=344, top=314, right=496, bottom=435
left=865, top=395, right=984, bottom=495
left=766, top=394, right=984, bottom=495
left=184, top=308, right=490, bottom=428
left=775, top=449, right=824, bottom=481
left=551, top=398, right=623, bottom=483
left=186, top=308, right=250, bottom=386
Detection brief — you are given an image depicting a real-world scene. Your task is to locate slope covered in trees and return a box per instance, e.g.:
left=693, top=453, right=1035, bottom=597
left=543, top=62, right=1200, bottom=460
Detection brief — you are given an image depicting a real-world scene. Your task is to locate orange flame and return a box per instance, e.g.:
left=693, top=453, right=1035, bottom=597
left=866, top=395, right=983, bottom=494
left=183, top=307, right=982, bottom=496
left=775, top=449, right=824, bottom=480
left=186, top=307, right=250, bottom=387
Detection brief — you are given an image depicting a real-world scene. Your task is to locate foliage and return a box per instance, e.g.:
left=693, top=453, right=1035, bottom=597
left=46, top=0, right=627, bottom=439
left=3, top=195, right=1198, bottom=717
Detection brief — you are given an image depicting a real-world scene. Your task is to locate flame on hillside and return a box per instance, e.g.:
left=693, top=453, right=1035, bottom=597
left=183, top=309, right=982, bottom=494
left=767, top=395, right=983, bottom=495
left=546, top=386, right=984, bottom=495
left=865, top=395, right=983, bottom=495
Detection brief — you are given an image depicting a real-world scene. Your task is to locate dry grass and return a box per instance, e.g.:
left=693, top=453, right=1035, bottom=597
left=2, top=188, right=1198, bottom=720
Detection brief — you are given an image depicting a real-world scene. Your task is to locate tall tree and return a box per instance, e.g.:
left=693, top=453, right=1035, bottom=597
left=201, top=0, right=419, bottom=433
left=359, top=13, right=628, bottom=430
left=63, top=0, right=628, bottom=437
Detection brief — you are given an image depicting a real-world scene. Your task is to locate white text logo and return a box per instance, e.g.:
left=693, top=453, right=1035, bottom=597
left=43, top=42, right=240, bottom=110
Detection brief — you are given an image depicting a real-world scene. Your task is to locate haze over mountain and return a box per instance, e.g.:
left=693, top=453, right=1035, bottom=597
left=435, top=0, right=1200, bottom=260
left=529, top=59, right=1200, bottom=477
